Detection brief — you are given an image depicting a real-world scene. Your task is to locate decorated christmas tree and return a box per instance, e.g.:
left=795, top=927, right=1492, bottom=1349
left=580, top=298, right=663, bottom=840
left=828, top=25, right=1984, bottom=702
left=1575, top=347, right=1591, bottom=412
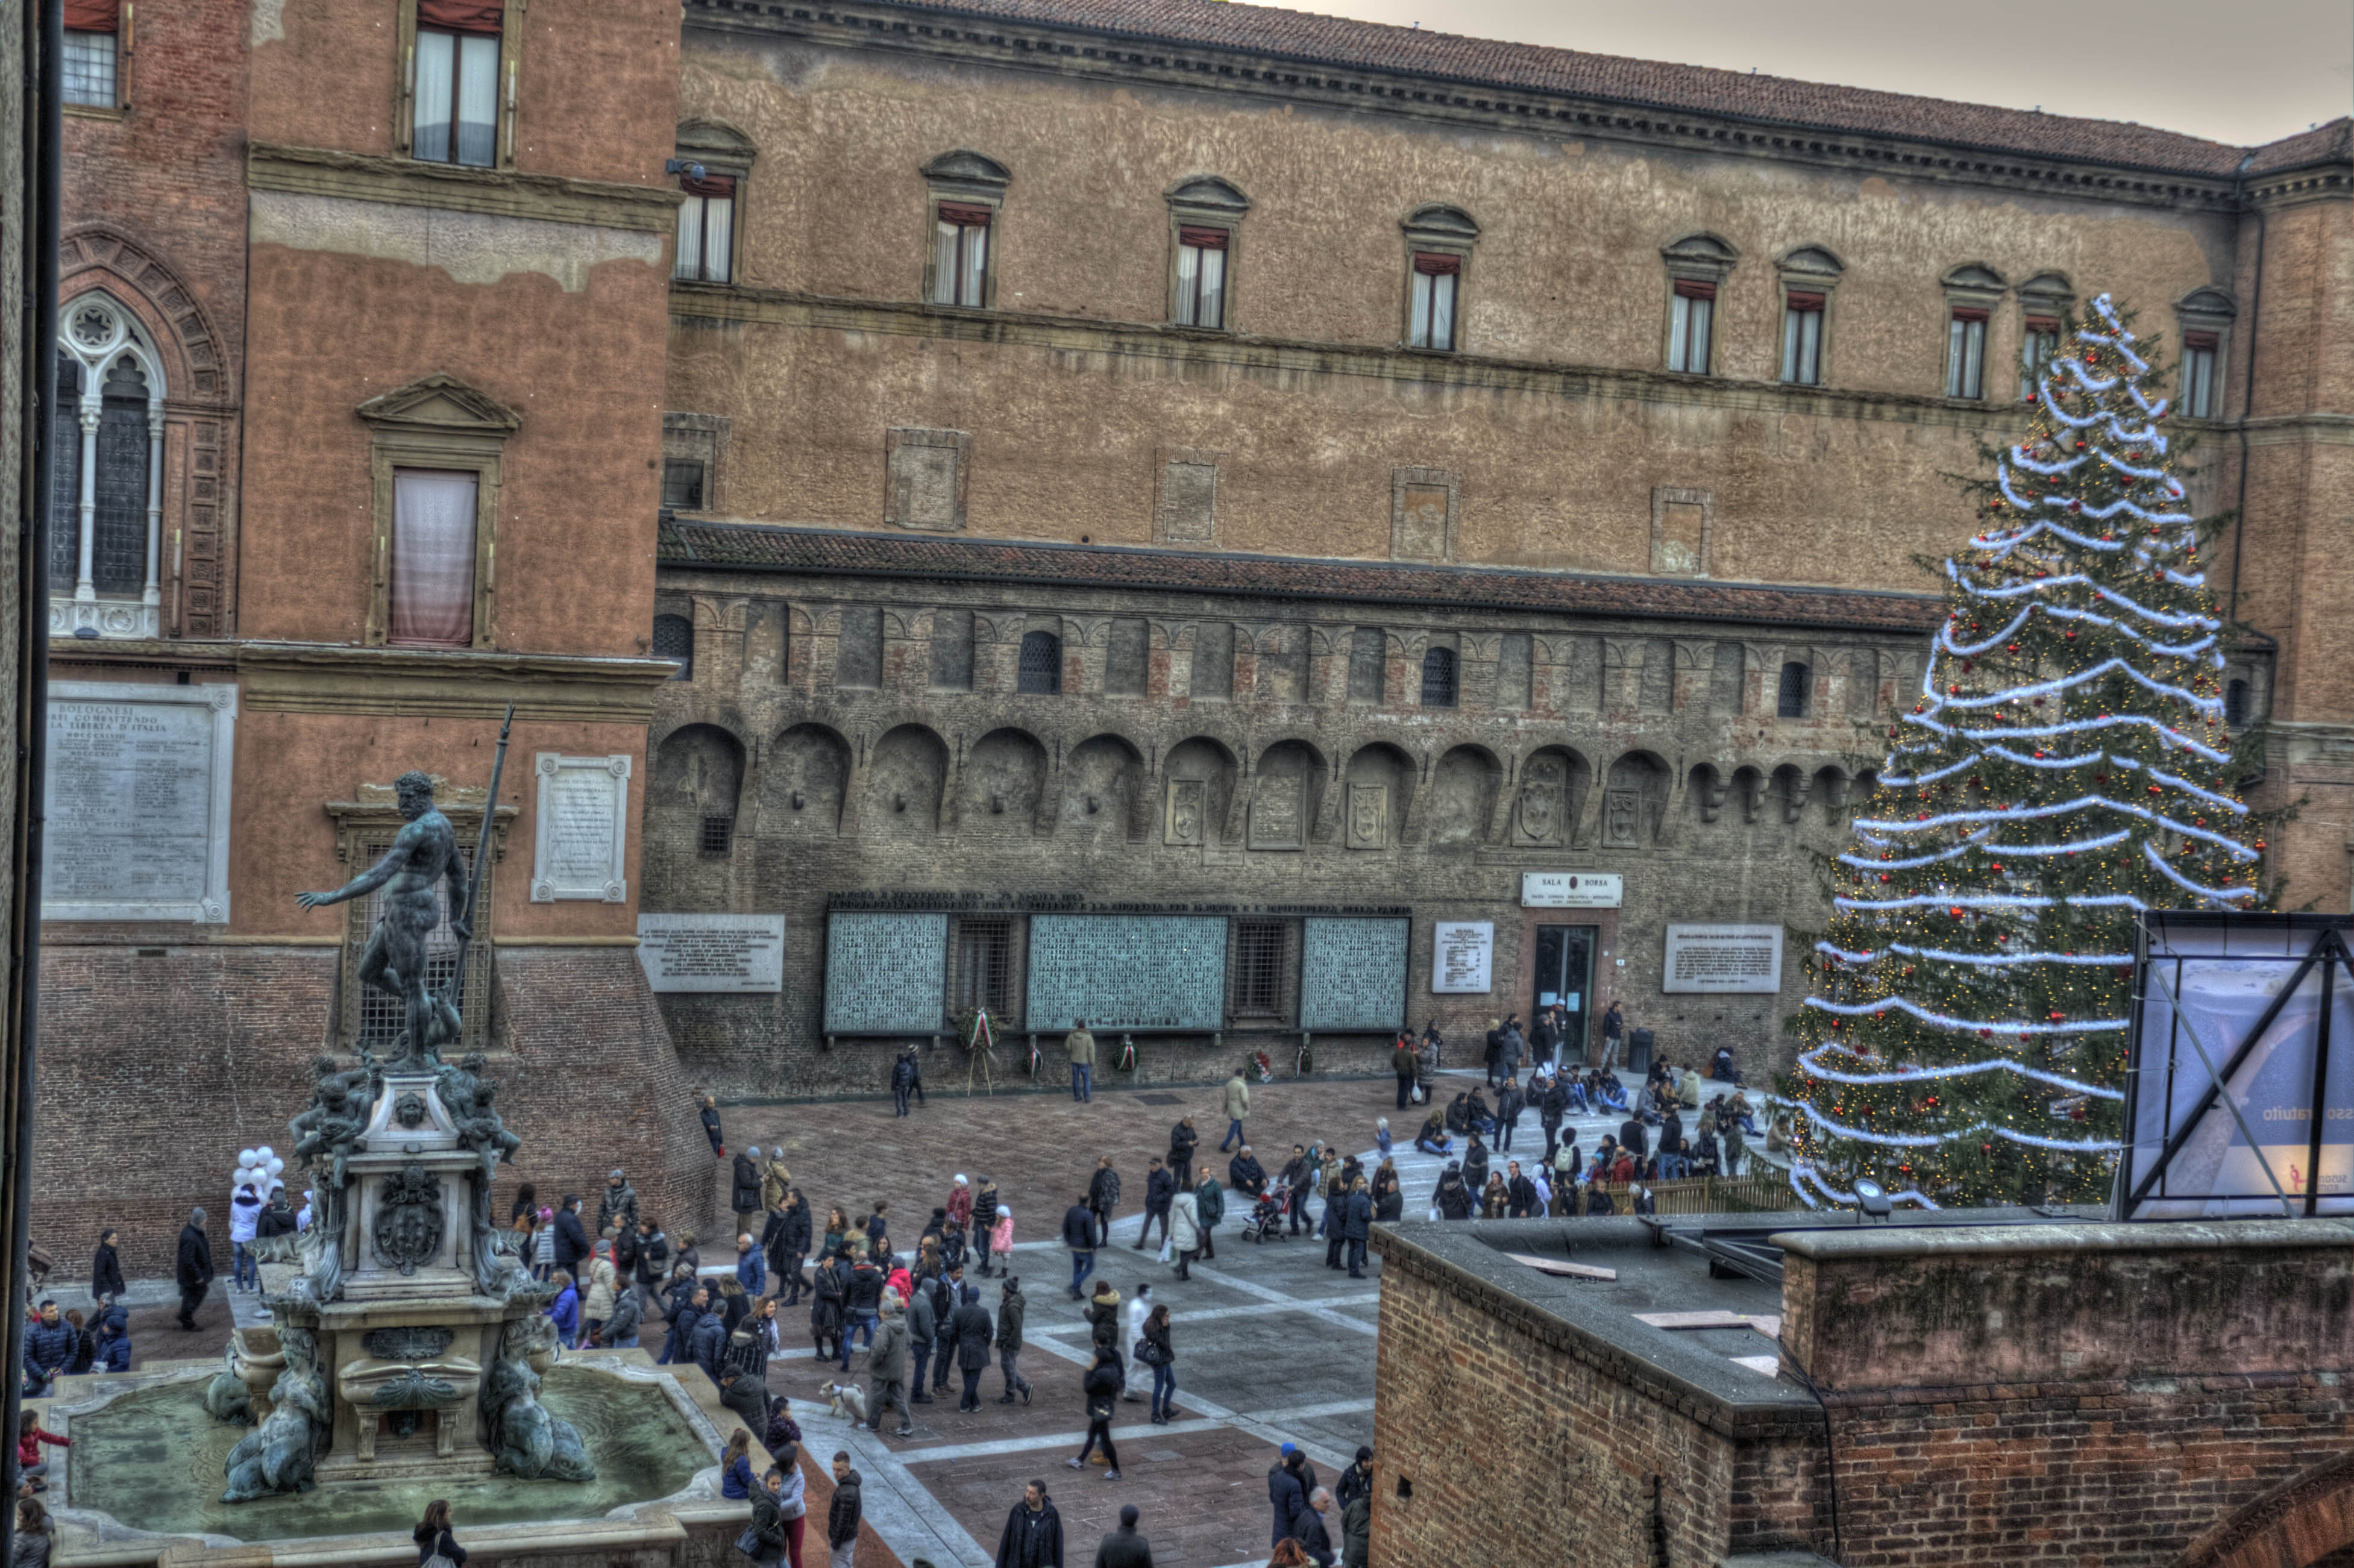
left=1779, top=293, right=2273, bottom=1210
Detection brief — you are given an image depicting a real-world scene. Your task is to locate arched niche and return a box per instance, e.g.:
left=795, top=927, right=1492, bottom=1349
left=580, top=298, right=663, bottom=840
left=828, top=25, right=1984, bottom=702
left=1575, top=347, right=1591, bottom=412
left=867, top=723, right=949, bottom=838
left=764, top=722, right=851, bottom=833
left=1431, top=745, right=1501, bottom=847
left=1342, top=742, right=1415, bottom=850
left=962, top=727, right=1048, bottom=832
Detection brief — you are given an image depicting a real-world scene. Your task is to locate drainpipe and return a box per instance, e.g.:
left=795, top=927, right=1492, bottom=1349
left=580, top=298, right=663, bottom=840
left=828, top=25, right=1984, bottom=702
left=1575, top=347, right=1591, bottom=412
left=2227, top=149, right=2266, bottom=625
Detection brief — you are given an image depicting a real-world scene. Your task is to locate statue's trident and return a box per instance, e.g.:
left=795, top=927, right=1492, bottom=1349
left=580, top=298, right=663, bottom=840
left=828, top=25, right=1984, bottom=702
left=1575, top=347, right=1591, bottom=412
left=433, top=702, right=514, bottom=1047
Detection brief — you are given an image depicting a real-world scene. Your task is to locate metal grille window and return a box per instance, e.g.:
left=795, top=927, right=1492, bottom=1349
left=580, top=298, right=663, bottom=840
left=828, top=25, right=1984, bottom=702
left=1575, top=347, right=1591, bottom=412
left=355, top=841, right=479, bottom=1051
left=1420, top=647, right=1458, bottom=708
left=1231, top=920, right=1289, bottom=1020
left=63, top=30, right=116, bottom=109
left=654, top=613, right=693, bottom=680
left=952, top=917, right=1015, bottom=1017
left=1777, top=660, right=1811, bottom=719
left=1017, top=630, right=1062, bottom=694
left=698, top=814, right=734, bottom=856
left=661, top=460, right=705, bottom=510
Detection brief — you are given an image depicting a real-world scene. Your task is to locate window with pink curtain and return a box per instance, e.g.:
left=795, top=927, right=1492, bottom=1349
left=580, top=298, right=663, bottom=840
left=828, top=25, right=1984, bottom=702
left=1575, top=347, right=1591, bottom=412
left=391, top=469, right=479, bottom=646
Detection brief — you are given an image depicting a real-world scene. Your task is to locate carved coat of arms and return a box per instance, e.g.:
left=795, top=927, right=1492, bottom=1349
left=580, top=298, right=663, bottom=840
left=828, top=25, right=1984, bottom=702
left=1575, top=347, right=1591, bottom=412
left=372, top=1162, right=445, bottom=1276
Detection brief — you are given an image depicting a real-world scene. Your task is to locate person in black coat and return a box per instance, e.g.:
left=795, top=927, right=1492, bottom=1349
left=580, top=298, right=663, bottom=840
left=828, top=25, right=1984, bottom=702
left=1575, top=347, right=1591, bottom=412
left=1293, top=1488, right=1337, bottom=1567
left=90, top=1231, right=125, bottom=1305
left=730, top=1152, right=763, bottom=1220
left=1094, top=1503, right=1152, bottom=1568
left=1167, top=1118, right=1199, bottom=1188
left=1339, top=1181, right=1373, bottom=1279
left=175, top=1208, right=213, bottom=1331
left=951, top=1286, right=993, bottom=1413
left=1069, top=1350, right=1123, bottom=1479
left=1460, top=1135, right=1490, bottom=1195
left=1087, top=1159, right=1122, bottom=1249
left=996, top=1479, right=1062, bottom=1568
left=1133, top=1159, right=1175, bottom=1251
left=1226, top=1150, right=1266, bottom=1200
left=699, top=1095, right=724, bottom=1157
left=413, top=1499, right=465, bottom=1567
left=764, top=1189, right=812, bottom=1307
left=1061, top=1201, right=1098, bottom=1300
left=553, top=1197, right=590, bottom=1278
left=1267, top=1447, right=1309, bottom=1546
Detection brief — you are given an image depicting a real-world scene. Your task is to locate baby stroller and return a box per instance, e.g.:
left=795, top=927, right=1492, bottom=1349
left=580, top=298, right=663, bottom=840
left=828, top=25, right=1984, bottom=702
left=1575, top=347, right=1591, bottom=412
left=1240, top=1187, right=1291, bottom=1243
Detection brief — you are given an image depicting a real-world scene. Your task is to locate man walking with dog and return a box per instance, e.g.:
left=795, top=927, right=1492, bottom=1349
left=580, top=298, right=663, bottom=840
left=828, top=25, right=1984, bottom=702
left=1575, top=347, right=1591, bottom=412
left=864, top=1290, right=915, bottom=1440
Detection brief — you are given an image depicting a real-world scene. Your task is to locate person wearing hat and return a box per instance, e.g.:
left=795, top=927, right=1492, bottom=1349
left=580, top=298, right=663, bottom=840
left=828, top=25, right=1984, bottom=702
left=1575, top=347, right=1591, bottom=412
left=993, top=1273, right=1031, bottom=1405
left=597, top=1170, right=639, bottom=1238
left=1267, top=1443, right=1311, bottom=1548
left=175, top=1206, right=215, bottom=1331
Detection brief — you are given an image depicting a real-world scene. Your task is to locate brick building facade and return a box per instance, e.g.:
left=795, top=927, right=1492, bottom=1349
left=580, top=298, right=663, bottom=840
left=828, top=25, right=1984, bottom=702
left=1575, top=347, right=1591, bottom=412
left=43, top=0, right=711, bottom=1271
left=642, top=0, right=2350, bottom=1099
left=1371, top=1214, right=2354, bottom=1566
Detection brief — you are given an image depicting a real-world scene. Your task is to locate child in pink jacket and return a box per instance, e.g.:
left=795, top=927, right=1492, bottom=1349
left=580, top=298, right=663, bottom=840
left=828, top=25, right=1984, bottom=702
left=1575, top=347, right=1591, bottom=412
left=989, top=1205, right=1014, bottom=1272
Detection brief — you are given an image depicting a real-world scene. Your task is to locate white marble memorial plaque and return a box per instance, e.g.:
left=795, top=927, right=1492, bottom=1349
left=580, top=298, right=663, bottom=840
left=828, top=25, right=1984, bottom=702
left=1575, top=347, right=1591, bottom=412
left=1522, top=871, right=1622, bottom=908
left=1663, top=923, right=1784, bottom=994
left=637, top=914, right=784, bottom=993
left=44, top=681, right=236, bottom=923
left=1431, top=920, right=1494, bottom=994
left=531, top=753, right=632, bottom=902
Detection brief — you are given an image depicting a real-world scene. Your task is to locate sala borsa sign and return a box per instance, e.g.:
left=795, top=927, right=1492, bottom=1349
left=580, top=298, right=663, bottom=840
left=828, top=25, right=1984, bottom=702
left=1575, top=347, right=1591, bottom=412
left=1521, top=872, right=1622, bottom=909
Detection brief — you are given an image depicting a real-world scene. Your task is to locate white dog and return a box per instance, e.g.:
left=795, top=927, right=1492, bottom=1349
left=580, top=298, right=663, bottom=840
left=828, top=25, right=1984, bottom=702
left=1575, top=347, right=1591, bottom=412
left=821, top=1380, right=867, bottom=1426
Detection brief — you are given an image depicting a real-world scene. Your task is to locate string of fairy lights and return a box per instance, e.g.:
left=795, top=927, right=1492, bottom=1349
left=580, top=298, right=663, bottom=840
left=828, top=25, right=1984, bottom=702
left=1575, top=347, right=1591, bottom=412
left=1775, top=293, right=2271, bottom=1211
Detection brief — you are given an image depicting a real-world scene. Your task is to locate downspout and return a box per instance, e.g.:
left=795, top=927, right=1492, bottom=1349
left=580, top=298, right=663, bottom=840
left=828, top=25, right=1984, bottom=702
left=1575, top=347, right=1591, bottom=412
left=4, top=4, right=61, bottom=1565
left=2227, top=149, right=2266, bottom=623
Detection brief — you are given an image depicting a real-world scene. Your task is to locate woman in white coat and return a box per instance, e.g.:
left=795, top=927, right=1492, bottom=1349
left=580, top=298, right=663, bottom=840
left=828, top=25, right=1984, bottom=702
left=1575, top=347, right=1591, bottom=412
left=1167, top=1191, right=1203, bottom=1282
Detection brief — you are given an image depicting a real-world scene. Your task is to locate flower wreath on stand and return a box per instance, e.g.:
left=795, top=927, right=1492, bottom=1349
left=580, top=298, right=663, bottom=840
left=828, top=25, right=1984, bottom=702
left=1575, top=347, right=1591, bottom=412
left=1251, top=1050, right=1274, bottom=1084
left=1114, top=1034, right=1138, bottom=1073
left=958, top=1006, right=994, bottom=1055
left=1026, top=1035, right=1044, bottom=1077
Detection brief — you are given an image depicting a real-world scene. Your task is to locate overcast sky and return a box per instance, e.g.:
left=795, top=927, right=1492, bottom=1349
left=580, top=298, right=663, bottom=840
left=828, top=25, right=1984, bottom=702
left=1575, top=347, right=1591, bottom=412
left=1320, top=0, right=2350, bottom=149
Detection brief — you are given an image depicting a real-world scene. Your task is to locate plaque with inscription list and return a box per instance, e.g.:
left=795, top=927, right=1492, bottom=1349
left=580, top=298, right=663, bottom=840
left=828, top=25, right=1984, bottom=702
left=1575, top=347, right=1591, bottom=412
left=531, top=753, right=632, bottom=902
left=1024, top=914, right=1225, bottom=1033
left=1299, top=917, right=1408, bottom=1032
left=824, top=912, right=949, bottom=1033
left=44, top=681, right=237, bottom=923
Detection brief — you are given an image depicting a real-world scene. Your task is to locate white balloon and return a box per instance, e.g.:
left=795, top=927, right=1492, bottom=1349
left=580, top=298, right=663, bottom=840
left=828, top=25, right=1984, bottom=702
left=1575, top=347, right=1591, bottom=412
left=238, top=1150, right=259, bottom=1168
left=230, top=1170, right=250, bottom=1188
left=256, top=1146, right=275, bottom=1161
left=267, top=1157, right=285, bottom=1176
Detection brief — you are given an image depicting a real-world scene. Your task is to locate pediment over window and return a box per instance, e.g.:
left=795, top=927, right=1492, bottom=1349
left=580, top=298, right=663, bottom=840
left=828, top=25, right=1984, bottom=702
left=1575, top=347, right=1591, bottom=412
left=357, top=372, right=523, bottom=434
left=1405, top=203, right=1480, bottom=239
left=2177, top=285, right=2237, bottom=321
left=922, top=149, right=1011, bottom=190
left=1166, top=175, right=1251, bottom=213
left=1942, top=263, right=2007, bottom=291
left=1662, top=232, right=1738, bottom=282
left=677, top=119, right=756, bottom=160
left=1778, top=245, right=1844, bottom=281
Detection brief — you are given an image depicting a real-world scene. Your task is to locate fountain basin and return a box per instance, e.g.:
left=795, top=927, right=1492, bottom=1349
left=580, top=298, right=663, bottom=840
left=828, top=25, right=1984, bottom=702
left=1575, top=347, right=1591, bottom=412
left=48, top=1350, right=752, bottom=1568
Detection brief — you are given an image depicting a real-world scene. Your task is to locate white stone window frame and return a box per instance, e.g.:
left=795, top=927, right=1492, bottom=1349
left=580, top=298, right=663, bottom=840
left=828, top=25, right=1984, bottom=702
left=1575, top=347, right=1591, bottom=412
left=1166, top=175, right=1251, bottom=333
left=2017, top=272, right=2076, bottom=403
left=1941, top=263, right=2008, bottom=401
left=52, top=292, right=166, bottom=641
left=921, top=151, right=1011, bottom=310
left=44, top=679, right=237, bottom=923
left=1776, top=245, right=1844, bottom=387
left=1660, top=233, right=1737, bottom=377
left=2174, top=286, right=2237, bottom=422
left=530, top=751, right=633, bottom=903
left=1401, top=204, right=1479, bottom=354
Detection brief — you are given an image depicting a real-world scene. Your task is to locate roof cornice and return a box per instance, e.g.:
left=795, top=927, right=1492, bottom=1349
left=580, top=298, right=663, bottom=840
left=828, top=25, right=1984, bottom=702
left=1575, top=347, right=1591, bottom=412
left=682, top=0, right=2245, bottom=209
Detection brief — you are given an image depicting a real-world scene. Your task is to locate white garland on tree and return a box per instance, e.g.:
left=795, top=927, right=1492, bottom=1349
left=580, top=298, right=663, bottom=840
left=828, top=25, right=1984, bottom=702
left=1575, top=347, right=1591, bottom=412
left=1775, top=292, right=2271, bottom=1211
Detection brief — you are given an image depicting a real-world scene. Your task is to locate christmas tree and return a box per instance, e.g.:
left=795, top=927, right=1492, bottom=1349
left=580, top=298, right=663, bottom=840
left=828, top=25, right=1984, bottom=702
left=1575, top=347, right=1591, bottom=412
left=1779, top=292, right=2271, bottom=1211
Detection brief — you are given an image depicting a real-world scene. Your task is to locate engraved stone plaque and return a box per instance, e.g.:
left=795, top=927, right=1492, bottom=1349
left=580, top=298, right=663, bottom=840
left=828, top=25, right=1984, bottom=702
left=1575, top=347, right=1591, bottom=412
left=1023, top=914, right=1226, bottom=1032
left=1299, top=917, right=1408, bottom=1032
left=1165, top=777, right=1206, bottom=845
left=1346, top=783, right=1390, bottom=850
left=532, top=753, right=632, bottom=902
left=1431, top=920, right=1494, bottom=994
left=1249, top=775, right=1302, bottom=850
left=1663, top=924, right=1784, bottom=994
left=43, top=681, right=236, bottom=923
left=638, top=913, right=785, bottom=993
left=823, top=912, right=948, bottom=1034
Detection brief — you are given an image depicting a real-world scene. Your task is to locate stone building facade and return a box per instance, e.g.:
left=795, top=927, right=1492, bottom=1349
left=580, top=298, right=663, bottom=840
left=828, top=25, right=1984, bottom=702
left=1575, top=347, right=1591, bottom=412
left=43, top=0, right=712, bottom=1269
left=645, top=0, right=2350, bottom=1096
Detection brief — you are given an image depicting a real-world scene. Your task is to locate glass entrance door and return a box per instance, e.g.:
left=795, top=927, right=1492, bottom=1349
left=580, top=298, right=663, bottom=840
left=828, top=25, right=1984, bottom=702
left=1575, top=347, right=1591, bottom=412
left=1533, top=924, right=1596, bottom=1067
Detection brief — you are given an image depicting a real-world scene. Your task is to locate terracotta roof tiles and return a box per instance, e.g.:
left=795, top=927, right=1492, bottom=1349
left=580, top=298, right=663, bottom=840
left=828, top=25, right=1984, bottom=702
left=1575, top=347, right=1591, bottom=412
left=827, top=0, right=2347, bottom=180
left=658, top=520, right=1948, bottom=636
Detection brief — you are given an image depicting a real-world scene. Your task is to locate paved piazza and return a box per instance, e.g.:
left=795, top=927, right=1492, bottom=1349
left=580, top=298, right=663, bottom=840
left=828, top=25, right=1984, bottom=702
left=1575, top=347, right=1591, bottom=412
left=715, top=1063, right=1655, bottom=1568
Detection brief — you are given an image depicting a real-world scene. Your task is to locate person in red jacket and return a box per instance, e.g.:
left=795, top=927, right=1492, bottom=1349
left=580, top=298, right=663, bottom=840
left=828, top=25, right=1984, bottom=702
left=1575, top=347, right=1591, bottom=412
left=16, top=1410, right=69, bottom=1491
